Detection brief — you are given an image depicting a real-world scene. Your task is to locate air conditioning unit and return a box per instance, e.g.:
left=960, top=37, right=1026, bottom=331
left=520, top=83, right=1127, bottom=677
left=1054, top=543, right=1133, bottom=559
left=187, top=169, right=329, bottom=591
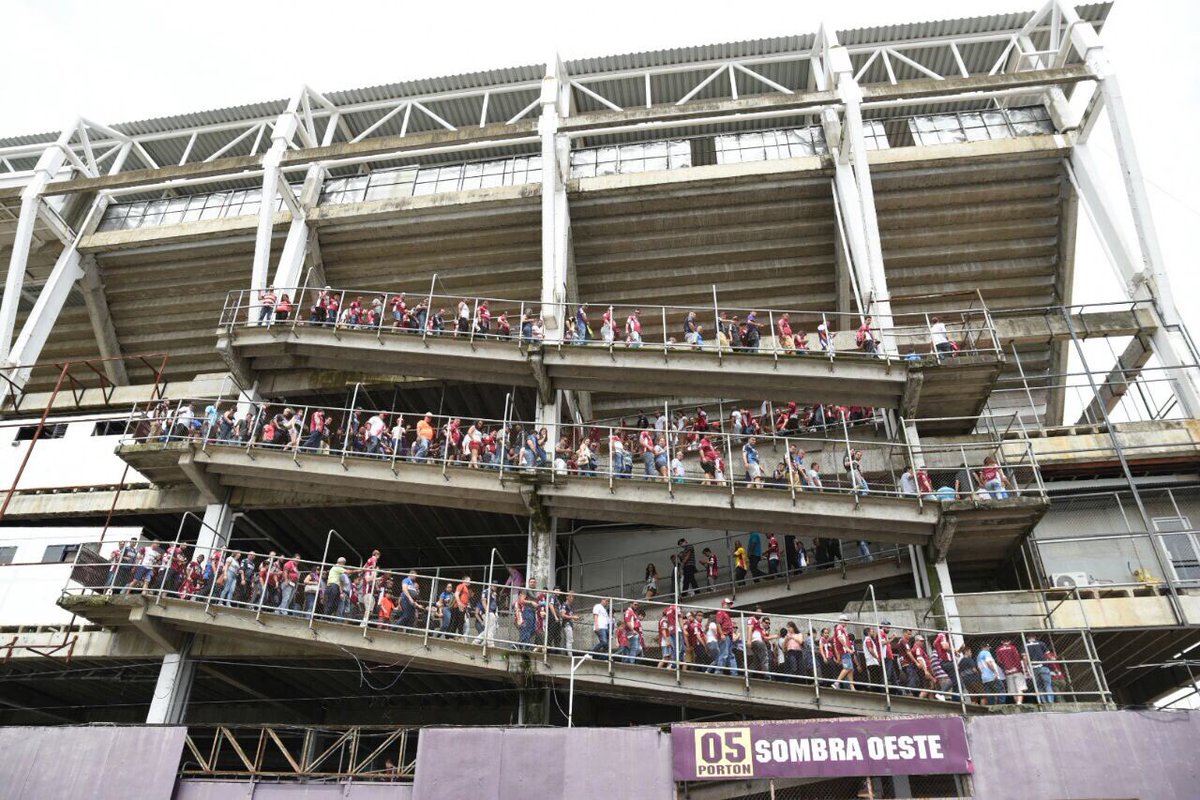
left=1051, top=572, right=1091, bottom=589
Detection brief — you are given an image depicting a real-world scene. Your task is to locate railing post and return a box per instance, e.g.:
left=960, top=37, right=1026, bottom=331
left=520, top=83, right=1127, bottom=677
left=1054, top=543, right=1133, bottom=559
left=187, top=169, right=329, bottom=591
left=423, top=568, right=440, bottom=649
left=376, top=292, right=388, bottom=344
left=724, top=431, right=736, bottom=503
left=483, top=550, right=497, bottom=662
left=661, top=306, right=669, bottom=359
left=712, top=286, right=722, bottom=365
left=422, top=275, right=436, bottom=346
left=543, top=588, right=551, bottom=664
left=786, top=436, right=797, bottom=506
left=808, top=617, right=820, bottom=706
left=155, top=514, right=188, bottom=605
left=254, top=553, right=273, bottom=623
left=341, top=382, right=360, bottom=470
left=608, top=424, right=615, bottom=493
left=739, top=611, right=750, bottom=692
left=291, top=269, right=311, bottom=337
left=498, top=393, right=511, bottom=484
left=950, top=626, right=967, bottom=714
left=768, top=310, right=779, bottom=367
left=841, top=413, right=857, bottom=503
left=441, top=417, right=451, bottom=480
left=959, top=445, right=976, bottom=505
left=607, top=596, right=614, bottom=676
left=469, top=298, right=479, bottom=350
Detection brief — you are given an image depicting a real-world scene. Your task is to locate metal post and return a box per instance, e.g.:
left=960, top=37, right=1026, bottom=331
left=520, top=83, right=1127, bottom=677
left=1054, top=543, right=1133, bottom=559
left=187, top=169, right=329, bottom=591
left=498, top=393, right=512, bottom=484
left=483, top=549, right=499, bottom=661
left=786, top=436, right=797, bottom=505
left=841, top=413, right=857, bottom=503
left=469, top=298, right=479, bottom=349
left=870, top=586, right=891, bottom=711
left=608, top=423, right=615, bottom=493
left=712, top=287, right=722, bottom=365
left=422, top=274, right=436, bottom=346
left=341, top=383, right=360, bottom=469
left=665, top=400, right=673, bottom=498
left=254, top=553, right=273, bottom=623
left=155, top=514, right=188, bottom=605
left=290, top=268, right=311, bottom=336
left=768, top=310, right=779, bottom=367
left=309, top=529, right=336, bottom=631
left=661, top=306, right=669, bottom=359
left=376, top=292, right=388, bottom=343
left=808, top=617, right=820, bottom=705
left=950, top=627, right=967, bottom=714
left=607, top=596, right=614, bottom=676
left=739, top=611, right=750, bottom=691
left=958, top=445, right=975, bottom=503
left=422, top=568, right=440, bottom=648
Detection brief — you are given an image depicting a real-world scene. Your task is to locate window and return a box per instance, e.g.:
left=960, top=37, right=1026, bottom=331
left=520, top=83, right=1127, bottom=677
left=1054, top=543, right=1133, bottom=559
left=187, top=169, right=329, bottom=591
left=1154, top=517, right=1200, bottom=582
left=41, top=544, right=82, bottom=564
left=907, top=105, right=1055, bottom=147
left=0, top=546, right=16, bottom=565
left=14, top=422, right=68, bottom=441
left=93, top=420, right=126, bottom=437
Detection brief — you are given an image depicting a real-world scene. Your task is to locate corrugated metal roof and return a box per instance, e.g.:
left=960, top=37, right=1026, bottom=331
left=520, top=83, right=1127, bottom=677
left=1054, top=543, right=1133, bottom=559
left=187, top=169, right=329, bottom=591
left=0, top=4, right=1111, bottom=149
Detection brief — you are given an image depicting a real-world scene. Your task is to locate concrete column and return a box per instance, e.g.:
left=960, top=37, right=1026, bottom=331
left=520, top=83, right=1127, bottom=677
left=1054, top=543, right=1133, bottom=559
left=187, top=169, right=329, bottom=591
left=199, top=501, right=234, bottom=553
left=526, top=516, right=557, bottom=591
left=146, top=637, right=196, bottom=724
left=270, top=164, right=326, bottom=293
left=538, top=55, right=572, bottom=343
left=931, top=559, right=962, bottom=636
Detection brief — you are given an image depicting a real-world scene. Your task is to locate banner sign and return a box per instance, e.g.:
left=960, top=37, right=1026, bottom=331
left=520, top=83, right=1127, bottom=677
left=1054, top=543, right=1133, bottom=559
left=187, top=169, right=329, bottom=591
left=672, top=717, right=972, bottom=781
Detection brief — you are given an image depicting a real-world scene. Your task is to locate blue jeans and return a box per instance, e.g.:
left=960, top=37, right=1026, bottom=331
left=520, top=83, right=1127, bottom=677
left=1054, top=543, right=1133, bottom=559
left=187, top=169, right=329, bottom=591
left=220, top=576, right=238, bottom=605
left=624, top=634, right=642, bottom=664
left=642, top=452, right=655, bottom=478
left=593, top=628, right=610, bottom=659
left=276, top=582, right=296, bottom=615
left=519, top=607, right=537, bottom=648
left=717, top=637, right=735, bottom=674
left=1035, top=666, right=1054, bottom=703
left=304, top=590, right=317, bottom=614
left=413, top=438, right=430, bottom=462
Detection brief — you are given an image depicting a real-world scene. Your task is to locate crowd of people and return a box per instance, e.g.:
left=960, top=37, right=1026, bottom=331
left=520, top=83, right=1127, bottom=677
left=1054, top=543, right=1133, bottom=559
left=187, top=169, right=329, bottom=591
left=134, top=397, right=1018, bottom=502
left=251, top=288, right=965, bottom=362
left=95, top=539, right=1064, bottom=707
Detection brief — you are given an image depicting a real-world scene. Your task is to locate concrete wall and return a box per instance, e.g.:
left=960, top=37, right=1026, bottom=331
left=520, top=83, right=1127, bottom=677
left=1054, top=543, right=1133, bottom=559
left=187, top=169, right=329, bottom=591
left=411, top=726, right=673, bottom=800
left=0, top=526, right=141, bottom=625
left=967, top=710, right=1200, bottom=800
left=0, top=417, right=141, bottom=490
left=0, top=724, right=186, bottom=800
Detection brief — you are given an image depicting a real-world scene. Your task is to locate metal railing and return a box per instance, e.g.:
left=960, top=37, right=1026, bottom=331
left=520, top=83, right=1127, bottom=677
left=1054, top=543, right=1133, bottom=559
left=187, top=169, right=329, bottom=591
left=217, top=285, right=1003, bottom=364
left=118, top=396, right=1045, bottom=505
left=62, top=539, right=1110, bottom=712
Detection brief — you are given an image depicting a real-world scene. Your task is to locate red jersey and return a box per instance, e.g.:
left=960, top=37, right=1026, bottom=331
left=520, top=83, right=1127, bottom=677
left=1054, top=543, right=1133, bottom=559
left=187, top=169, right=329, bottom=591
left=624, top=607, right=642, bottom=636
left=833, top=623, right=851, bottom=658
left=706, top=554, right=718, bottom=579
left=716, top=609, right=734, bottom=636
left=766, top=535, right=780, bottom=559
left=819, top=635, right=834, bottom=661
left=933, top=632, right=953, bottom=663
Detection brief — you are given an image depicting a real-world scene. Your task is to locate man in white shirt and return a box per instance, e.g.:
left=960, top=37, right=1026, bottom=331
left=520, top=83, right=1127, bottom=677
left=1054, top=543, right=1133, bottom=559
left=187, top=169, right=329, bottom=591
left=930, top=316, right=953, bottom=358
left=365, top=412, right=388, bottom=455
left=899, top=466, right=919, bottom=496
left=592, top=598, right=611, bottom=658
left=807, top=462, right=824, bottom=489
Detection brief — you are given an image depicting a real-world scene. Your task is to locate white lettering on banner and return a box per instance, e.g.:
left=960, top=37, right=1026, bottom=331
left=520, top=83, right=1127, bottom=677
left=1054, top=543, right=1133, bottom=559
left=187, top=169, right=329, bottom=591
left=754, top=738, right=866, bottom=764
left=866, top=735, right=944, bottom=761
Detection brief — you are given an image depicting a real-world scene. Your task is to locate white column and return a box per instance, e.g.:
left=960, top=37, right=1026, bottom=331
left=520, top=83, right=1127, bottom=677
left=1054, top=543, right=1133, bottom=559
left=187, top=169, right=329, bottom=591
left=270, top=163, right=326, bottom=293
left=199, top=501, right=234, bottom=553
left=527, top=517, right=557, bottom=590
left=538, top=55, right=572, bottom=342
left=250, top=109, right=299, bottom=315
left=822, top=39, right=896, bottom=351
left=933, top=560, right=962, bottom=635
left=146, top=639, right=196, bottom=724
left=1062, top=10, right=1200, bottom=418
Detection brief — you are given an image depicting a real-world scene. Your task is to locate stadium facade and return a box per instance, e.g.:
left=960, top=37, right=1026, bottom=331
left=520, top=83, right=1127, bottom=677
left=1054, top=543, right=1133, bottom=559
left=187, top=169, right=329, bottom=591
left=0, top=1, right=1198, bottom=797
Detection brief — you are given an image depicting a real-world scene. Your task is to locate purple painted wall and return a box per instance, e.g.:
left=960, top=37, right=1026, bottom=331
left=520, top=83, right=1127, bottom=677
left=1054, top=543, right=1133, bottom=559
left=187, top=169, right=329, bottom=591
left=967, top=710, right=1200, bottom=800
left=174, top=780, right=413, bottom=799
left=411, top=726, right=674, bottom=800
left=0, top=725, right=186, bottom=800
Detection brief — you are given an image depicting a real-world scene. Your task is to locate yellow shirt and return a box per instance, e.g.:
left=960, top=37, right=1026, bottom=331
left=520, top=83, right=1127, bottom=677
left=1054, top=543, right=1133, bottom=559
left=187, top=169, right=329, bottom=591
left=734, top=547, right=747, bottom=570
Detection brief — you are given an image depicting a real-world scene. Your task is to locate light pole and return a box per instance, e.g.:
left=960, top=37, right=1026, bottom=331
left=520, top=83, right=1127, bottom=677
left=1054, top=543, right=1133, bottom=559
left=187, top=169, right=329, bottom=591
left=567, top=653, right=592, bottom=727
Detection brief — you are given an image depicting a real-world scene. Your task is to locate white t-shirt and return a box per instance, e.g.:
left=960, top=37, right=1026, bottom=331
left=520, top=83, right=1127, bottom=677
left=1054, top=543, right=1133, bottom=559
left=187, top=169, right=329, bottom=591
left=808, top=469, right=823, bottom=488
left=141, top=549, right=159, bottom=568
left=592, top=603, right=610, bottom=631
left=931, top=322, right=949, bottom=345
left=705, top=621, right=718, bottom=645
left=367, top=416, right=386, bottom=437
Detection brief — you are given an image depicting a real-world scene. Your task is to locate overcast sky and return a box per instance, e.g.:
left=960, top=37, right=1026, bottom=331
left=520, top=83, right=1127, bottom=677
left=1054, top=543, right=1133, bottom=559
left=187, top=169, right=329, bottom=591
left=5, top=0, right=1198, bottom=336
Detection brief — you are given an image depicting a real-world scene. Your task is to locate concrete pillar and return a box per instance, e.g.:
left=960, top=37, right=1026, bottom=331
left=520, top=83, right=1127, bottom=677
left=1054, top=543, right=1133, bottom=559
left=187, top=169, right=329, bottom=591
left=527, top=516, right=557, bottom=590
left=146, top=637, right=196, bottom=724
left=931, top=559, right=962, bottom=636
left=199, top=501, right=234, bottom=553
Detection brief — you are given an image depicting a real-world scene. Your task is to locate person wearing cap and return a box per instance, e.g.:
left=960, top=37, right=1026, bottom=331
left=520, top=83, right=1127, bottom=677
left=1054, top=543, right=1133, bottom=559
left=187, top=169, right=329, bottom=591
left=625, top=309, right=642, bottom=347
left=833, top=614, right=855, bottom=690
left=413, top=413, right=435, bottom=462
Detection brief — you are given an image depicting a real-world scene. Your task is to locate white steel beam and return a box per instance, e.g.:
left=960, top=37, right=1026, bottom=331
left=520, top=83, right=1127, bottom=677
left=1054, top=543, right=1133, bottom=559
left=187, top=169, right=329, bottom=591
left=4, top=196, right=110, bottom=397
left=270, top=164, right=326, bottom=295
left=0, top=123, right=75, bottom=357
left=824, top=37, right=895, bottom=350
left=1064, top=14, right=1200, bottom=418
left=250, top=103, right=301, bottom=313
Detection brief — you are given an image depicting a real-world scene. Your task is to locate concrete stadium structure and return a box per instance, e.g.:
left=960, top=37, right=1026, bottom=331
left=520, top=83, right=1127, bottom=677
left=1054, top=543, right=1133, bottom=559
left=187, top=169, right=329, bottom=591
left=2, top=2, right=1200, bottom=797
